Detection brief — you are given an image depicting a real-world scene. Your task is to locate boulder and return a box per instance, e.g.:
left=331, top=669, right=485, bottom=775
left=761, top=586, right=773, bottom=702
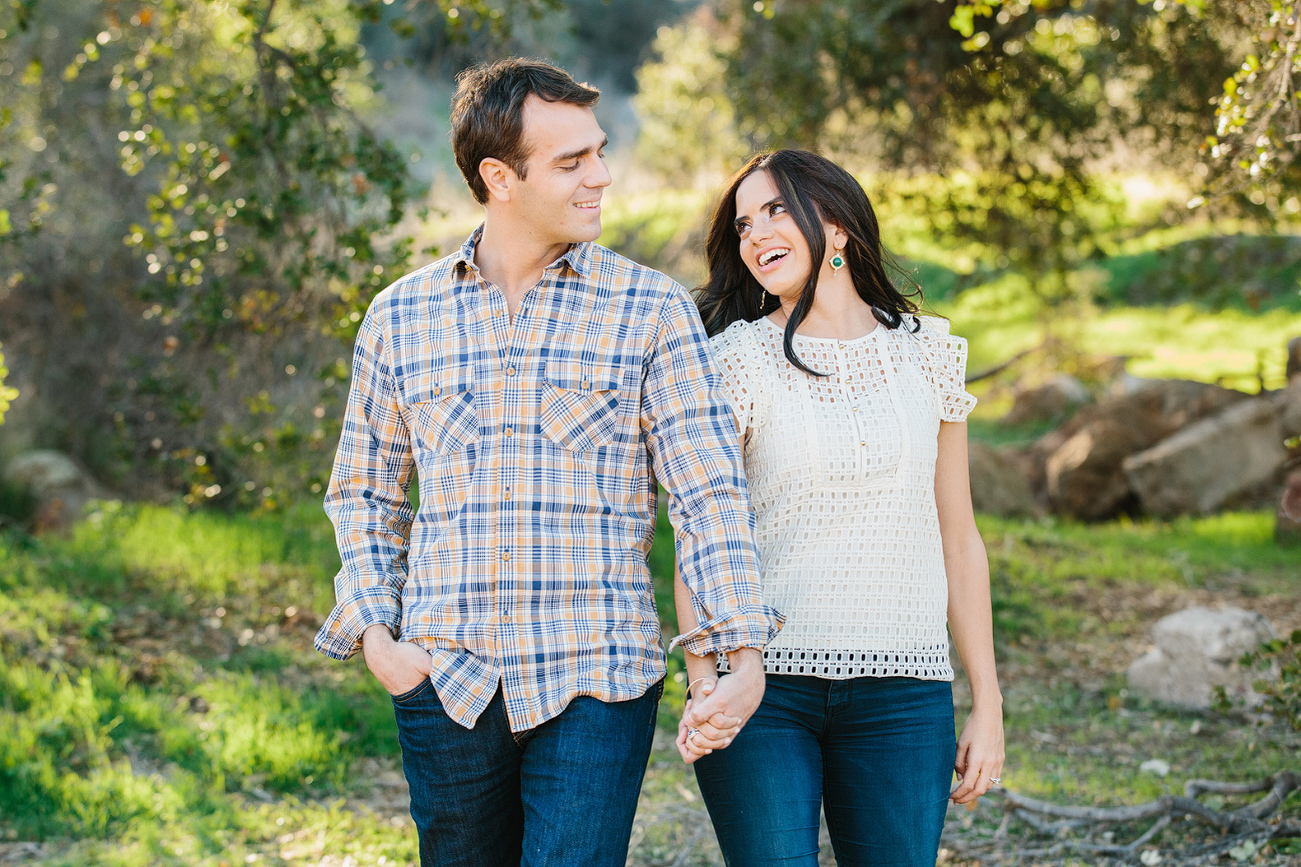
left=1279, top=381, right=1301, bottom=441
left=1045, top=419, right=1150, bottom=520
left=2, top=449, right=104, bottom=532
left=1122, top=397, right=1287, bottom=517
left=1032, top=379, right=1250, bottom=519
left=967, top=441, right=1037, bottom=517
left=1127, top=607, right=1276, bottom=709
left=1003, top=375, right=1091, bottom=425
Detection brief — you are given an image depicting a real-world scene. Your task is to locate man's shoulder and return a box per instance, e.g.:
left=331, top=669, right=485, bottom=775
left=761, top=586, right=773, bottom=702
left=588, top=244, right=684, bottom=298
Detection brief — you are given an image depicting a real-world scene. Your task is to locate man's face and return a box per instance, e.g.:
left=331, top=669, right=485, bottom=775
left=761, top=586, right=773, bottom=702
left=510, top=95, right=611, bottom=247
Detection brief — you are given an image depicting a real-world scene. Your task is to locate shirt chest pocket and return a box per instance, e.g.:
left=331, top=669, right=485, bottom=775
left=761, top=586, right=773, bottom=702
left=403, top=367, right=481, bottom=456
left=540, top=359, right=622, bottom=453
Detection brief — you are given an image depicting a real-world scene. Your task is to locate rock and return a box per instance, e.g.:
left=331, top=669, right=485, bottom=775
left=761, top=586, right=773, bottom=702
left=1278, top=469, right=1301, bottom=546
left=1033, top=379, right=1251, bottom=520
left=1279, top=382, right=1301, bottom=440
left=1045, top=419, right=1149, bottom=520
left=1127, top=606, right=1276, bottom=709
left=967, top=441, right=1038, bottom=517
left=1122, top=398, right=1288, bottom=517
left=1003, top=375, right=1091, bottom=425
left=2, top=449, right=104, bottom=532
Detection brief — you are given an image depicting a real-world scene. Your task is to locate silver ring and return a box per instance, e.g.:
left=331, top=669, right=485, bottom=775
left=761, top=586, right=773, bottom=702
left=990, top=777, right=1001, bottom=784
left=687, top=728, right=700, bottom=744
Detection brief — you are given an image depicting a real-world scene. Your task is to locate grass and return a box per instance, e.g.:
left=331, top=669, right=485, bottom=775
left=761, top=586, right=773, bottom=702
left=1, top=501, right=1297, bottom=865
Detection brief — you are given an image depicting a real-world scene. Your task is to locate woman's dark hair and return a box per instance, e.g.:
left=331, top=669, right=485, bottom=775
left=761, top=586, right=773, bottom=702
left=450, top=58, right=600, bottom=204
left=696, top=149, right=921, bottom=376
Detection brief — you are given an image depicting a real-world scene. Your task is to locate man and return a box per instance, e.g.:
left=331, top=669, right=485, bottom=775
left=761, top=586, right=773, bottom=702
left=314, top=58, right=782, bottom=866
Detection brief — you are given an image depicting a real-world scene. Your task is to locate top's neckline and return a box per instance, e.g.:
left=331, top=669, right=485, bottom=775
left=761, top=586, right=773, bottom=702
left=758, top=315, right=882, bottom=344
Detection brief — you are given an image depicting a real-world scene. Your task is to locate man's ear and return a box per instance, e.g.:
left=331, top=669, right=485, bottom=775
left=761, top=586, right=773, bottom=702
left=479, top=157, right=513, bottom=203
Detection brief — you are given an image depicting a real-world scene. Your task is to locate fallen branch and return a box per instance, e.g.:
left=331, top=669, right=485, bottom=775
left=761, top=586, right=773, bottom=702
left=944, top=769, right=1301, bottom=866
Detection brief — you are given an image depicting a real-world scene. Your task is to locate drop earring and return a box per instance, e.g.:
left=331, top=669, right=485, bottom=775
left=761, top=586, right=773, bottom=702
left=830, top=248, right=846, bottom=274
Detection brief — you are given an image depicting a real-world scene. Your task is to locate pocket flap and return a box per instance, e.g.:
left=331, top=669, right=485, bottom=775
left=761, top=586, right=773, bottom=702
left=544, top=359, right=621, bottom=394
left=403, top=366, right=474, bottom=404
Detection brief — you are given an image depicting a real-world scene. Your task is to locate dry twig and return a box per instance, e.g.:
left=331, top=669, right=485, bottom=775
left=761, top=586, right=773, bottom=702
left=943, top=769, right=1301, bottom=866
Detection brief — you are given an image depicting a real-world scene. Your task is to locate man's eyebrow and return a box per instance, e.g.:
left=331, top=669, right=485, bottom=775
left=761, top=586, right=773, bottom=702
left=551, top=137, right=609, bottom=164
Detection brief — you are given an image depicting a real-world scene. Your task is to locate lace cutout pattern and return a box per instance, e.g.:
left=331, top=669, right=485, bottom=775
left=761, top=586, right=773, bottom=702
left=710, top=315, right=976, bottom=681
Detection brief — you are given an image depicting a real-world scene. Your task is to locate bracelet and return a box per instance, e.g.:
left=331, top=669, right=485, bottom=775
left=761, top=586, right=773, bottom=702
left=685, top=676, right=711, bottom=700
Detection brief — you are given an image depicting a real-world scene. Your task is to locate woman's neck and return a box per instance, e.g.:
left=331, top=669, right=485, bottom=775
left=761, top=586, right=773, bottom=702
left=770, top=275, right=877, bottom=340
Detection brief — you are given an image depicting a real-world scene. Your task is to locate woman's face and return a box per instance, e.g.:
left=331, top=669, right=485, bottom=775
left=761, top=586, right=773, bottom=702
left=733, top=170, right=843, bottom=304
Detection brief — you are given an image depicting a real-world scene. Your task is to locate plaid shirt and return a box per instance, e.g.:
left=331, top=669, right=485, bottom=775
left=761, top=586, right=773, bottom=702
left=315, top=228, right=783, bottom=731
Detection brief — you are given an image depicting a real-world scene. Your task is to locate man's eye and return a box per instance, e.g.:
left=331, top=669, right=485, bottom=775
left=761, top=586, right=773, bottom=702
left=560, top=163, right=579, bottom=172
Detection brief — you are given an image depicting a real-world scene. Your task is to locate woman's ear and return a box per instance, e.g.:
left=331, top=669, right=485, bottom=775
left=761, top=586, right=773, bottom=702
left=830, top=222, right=849, bottom=250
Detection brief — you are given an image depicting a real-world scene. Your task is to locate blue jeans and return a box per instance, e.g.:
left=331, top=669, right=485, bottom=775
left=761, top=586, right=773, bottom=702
left=693, top=675, right=956, bottom=867
left=391, top=678, right=662, bottom=867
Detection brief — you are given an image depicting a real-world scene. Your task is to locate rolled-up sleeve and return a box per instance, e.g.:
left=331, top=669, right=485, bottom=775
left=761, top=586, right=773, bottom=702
left=641, top=285, right=784, bottom=657
left=314, top=301, right=415, bottom=660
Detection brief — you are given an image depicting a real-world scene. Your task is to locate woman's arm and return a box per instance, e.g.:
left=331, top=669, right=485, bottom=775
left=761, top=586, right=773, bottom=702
left=935, top=420, right=1005, bottom=804
left=674, top=569, right=761, bottom=763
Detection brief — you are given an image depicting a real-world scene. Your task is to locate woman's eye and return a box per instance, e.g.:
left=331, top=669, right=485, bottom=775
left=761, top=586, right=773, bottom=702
left=769, top=202, right=786, bottom=216
left=736, top=222, right=751, bottom=238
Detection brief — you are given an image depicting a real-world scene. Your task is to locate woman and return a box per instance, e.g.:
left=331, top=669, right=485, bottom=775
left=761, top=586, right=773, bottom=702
left=674, top=150, right=1004, bottom=867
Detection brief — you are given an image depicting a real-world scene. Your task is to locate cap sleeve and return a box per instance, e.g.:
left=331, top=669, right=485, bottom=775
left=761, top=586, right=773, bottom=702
left=709, top=320, right=770, bottom=443
left=913, top=315, right=977, bottom=423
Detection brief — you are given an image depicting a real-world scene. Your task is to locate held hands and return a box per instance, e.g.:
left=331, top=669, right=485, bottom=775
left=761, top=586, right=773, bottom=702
left=675, top=650, right=766, bottom=764
left=361, top=623, right=433, bottom=697
left=950, top=701, right=1005, bottom=804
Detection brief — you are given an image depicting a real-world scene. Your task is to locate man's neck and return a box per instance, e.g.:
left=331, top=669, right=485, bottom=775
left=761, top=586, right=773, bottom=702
left=475, top=218, right=573, bottom=311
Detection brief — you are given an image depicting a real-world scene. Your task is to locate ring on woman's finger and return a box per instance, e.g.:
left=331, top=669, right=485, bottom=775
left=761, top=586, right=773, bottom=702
left=990, top=777, right=1001, bottom=784
left=687, top=728, right=700, bottom=745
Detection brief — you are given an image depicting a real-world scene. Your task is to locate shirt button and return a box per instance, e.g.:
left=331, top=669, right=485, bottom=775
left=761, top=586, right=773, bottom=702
left=860, top=441, right=867, bottom=446
left=501, top=551, right=511, bottom=562
left=432, top=386, right=441, bottom=396
left=504, top=427, right=514, bottom=437
left=494, top=308, right=504, bottom=316
left=506, top=366, right=516, bottom=376
left=503, top=488, right=512, bottom=501
left=501, top=613, right=512, bottom=624
left=581, top=381, right=591, bottom=390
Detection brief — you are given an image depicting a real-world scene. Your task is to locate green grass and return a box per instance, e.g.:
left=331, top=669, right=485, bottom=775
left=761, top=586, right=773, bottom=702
left=2, top=500, right=1297, bottom=864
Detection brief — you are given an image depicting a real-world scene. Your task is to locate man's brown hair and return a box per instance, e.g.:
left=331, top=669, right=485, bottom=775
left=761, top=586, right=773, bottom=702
left=450, top=59, right=601, bottom=204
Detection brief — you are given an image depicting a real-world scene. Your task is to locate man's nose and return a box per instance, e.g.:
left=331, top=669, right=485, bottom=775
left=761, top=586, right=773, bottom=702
left=587, top=155, right=612, bottom=189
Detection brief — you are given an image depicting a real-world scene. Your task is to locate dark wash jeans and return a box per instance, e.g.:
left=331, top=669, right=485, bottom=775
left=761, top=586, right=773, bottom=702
left=390, top=677, right=662, bottom=867
left=693, top=674, right=956, bottom=867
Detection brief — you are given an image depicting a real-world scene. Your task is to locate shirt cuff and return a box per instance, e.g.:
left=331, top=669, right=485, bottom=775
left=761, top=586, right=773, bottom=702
left=668, top=604, right=785, bottom=658
left=313, top=588, right=402, bottom=661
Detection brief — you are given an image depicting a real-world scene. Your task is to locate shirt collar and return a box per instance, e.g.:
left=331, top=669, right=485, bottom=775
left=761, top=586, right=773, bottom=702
left=453, top=225, right=595, bottom=280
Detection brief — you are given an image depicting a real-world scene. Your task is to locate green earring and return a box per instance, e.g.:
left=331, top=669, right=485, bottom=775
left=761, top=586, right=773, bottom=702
left=830, top=249, right=846, bottom=273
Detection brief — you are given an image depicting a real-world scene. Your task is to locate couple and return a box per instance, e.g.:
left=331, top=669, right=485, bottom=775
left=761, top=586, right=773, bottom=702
left=315, top=58, right=1003, bottom=867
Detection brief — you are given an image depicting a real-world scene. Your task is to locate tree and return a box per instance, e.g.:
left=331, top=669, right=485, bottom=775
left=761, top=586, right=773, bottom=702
left=0, top=0, right=556, bottom=504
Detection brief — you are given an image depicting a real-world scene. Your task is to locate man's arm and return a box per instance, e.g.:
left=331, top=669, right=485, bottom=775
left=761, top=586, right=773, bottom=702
left=314, top=304, right=420, bottom=664
left=641, top=283, right=782, bottom=732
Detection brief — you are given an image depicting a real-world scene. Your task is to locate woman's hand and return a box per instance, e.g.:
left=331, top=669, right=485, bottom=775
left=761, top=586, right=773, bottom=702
left=675, top=677, right=742, bottom=763
left=950, top=701, right=1005, bottom=804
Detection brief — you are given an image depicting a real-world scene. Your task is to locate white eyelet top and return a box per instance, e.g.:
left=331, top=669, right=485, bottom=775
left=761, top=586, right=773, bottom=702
left=711, top=314, right=976, bottom=680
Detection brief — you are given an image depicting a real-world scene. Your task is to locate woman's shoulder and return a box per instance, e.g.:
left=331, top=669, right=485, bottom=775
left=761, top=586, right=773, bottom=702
left=709, top=318, right=768, bottom=360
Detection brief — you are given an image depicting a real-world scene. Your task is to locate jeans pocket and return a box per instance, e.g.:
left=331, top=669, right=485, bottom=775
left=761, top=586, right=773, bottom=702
left=390, top=677, right=433, bottom=705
